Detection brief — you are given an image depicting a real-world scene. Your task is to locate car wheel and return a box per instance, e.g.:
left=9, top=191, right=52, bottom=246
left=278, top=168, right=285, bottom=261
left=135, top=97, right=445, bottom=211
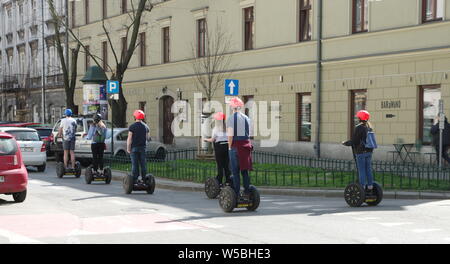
left=36, top=163, right=46, bottom=172
left=13, top=189, right=27, bottom=203
left=116, top=150, right=128, bottom=163
left=155, top=148, right=166, bottom=161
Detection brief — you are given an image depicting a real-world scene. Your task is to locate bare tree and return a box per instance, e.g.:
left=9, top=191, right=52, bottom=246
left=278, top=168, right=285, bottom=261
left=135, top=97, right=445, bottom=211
left=189, top=18, right=233, bottom=155
left=190, top=18, right=233, bottom=103
left=47, top=0, right=80, bottom=114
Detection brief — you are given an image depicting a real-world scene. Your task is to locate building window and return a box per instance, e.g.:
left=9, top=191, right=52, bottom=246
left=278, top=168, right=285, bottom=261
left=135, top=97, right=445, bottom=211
left=85, top=45, right=90, bottom=70
left=197, top=19, right=206, bottom=58
left=102, top=41, right=108, bottom=71
left=121, top=36, right=128, bottom=60
left=244, top=7, right=254, bottom=50
left=162, top=27, right=170, bottom=63
left=139, top=32, right=146, bottom=66
left=299, top=0, right=312, bottom=42
left=422, top=0, right=444, bottom=23
left=352, top=0, right=368, bottom=33
left=350, top=90, right=367, bottom=137
left=71, top=0, right=75, bottom=27
left=419, top=85, right=441, bottom=145
left=102, top=0, right=107, bottom=19
left=297, top=93, right=312, bottom=142
left=85, top=0, right=89, bottom=24
left=122, top=0, right=128, bottom=14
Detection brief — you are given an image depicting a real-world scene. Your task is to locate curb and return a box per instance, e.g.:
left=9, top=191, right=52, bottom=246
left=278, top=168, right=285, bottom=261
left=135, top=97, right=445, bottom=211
left=111, top=170, right=450, bottom=200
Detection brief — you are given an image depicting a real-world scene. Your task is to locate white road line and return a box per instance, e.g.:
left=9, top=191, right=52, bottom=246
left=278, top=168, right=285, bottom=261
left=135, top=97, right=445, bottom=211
left=412, top=228, right=441, bottom=233
left=108, top=200, right=131, bottom=206
left=0, top=229, right=44, bottom=244
left=353, top=217, right=381, bottom=221
left=378, top=222, right=414, bottom=227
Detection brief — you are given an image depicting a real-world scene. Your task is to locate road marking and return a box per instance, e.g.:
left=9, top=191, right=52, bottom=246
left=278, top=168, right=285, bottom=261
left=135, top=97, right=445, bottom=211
left=0, top=229, right=43, bottom=244
left=378, top=222, right=414, bottom=227
left=108, top=200, right=131, bottom=206
left=412, top=228, right=441, bottom=233
left=28, top=179, right=50, bottom=185
left=353, top=217, right=381, bottom=221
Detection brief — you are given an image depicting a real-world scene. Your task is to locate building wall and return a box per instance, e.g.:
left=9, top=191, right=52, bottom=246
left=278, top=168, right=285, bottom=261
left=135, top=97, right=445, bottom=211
left=72, top=0, right=450, bottom=159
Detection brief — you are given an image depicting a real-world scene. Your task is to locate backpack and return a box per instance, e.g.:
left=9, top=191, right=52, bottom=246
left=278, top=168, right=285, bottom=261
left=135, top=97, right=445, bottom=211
left=364, top=127, right=378, bottom=149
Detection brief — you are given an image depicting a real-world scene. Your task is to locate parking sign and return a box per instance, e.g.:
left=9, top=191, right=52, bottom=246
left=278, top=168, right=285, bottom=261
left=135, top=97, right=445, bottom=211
left=107, top=80, right=120, bottom=94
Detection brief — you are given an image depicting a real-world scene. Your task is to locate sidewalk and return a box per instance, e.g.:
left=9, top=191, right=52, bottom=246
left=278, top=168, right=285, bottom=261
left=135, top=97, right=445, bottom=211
left=111, top=170, right=450, bottom=200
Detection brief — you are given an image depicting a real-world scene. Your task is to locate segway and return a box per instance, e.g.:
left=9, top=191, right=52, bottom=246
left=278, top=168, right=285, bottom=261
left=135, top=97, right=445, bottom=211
left=56, top=161, right=82, bottom=178
left=85, top=165, right=112, bottom=184
left=344, top=147, right=383, bottom=207
left=123, top=173, right=155, bottom=194
left=218, top=185, right=260, bottom=213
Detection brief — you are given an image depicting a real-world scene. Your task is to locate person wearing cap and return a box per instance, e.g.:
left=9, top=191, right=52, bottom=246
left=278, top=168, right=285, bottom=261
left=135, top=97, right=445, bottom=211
left=58, top=109, right=77, bottom=170
left=226, top=97, right=254, bottom=197
left=342, top=110, right=375, bottom=194
left=204, top=112, right=232, bottom=186
left=86, top=113, right=107, bottom=174
left=127, top=110, right=150, bottom=183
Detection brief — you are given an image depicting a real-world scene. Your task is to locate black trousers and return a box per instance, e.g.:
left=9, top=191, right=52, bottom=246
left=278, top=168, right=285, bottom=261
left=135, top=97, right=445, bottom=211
left=214, top=142, right=231, bottom=184
left=434, top=145, right=450, bottom=165
left=91, top=143, right=105, bottom=171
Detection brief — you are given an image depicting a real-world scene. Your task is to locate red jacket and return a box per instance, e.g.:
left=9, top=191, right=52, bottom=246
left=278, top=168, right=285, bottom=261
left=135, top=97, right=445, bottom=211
left=231, top=140, right=253, bottom=171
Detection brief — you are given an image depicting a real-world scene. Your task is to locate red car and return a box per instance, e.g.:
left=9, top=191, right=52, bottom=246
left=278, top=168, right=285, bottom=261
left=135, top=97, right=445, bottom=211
left=0, top=132, right=28, bottom=203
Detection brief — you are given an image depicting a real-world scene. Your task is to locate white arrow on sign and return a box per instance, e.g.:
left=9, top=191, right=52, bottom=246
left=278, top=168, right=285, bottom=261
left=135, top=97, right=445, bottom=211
left=228, top=81, right=235, bottom=95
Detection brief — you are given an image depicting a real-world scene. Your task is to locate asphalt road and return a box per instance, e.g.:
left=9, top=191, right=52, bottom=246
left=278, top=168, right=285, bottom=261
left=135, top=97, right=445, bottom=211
left=1, top=162, right=450, bottom=244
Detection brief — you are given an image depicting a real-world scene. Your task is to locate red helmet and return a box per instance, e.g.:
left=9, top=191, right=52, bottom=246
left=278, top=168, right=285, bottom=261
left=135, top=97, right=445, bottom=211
left=229, top=97, right=244, bottom=108
left=133, top=110, right=145, bottom=120
left=213, top=112, right=226, bottom=121
left=356, top=110, right=370, bottom=121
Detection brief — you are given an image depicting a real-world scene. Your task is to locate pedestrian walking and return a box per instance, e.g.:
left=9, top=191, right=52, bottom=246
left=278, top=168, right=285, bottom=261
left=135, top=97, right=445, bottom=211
left=342, top=110, right=377, bottom=195
left=226, top=97, right=254, bottom=197
left=86, top=113, right=107, bottom=174
left=204, top=112, right=232, bottom=186
left=127, top=110, right=150, bottom=184
left=430, top=115, right=450, bottom=165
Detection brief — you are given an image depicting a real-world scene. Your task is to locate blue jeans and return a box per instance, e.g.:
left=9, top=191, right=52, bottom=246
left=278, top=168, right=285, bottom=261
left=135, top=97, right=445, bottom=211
left=356, top=152, right=374, bottom=188
left=130, top=146, right=147, bottom=182
left=229, top=148, right=250, bottom=196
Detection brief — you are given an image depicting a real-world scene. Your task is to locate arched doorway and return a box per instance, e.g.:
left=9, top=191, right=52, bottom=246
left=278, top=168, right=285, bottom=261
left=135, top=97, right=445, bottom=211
left=160, top=96, right=174, bottom=145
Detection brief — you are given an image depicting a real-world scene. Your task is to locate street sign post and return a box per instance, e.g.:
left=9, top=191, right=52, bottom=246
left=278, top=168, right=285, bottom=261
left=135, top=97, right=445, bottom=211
left=439, top=99, right=444, bottom=168
left=225, top=79, right=239, bottom=96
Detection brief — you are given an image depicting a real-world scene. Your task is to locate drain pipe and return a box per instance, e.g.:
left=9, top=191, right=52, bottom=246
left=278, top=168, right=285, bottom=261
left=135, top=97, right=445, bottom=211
left=315, top=0, right=323, bottom=158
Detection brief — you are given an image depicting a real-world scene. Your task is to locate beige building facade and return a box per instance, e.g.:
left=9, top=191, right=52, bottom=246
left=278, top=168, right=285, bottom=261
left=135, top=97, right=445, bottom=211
left=70, top=0, right=450, bottom=160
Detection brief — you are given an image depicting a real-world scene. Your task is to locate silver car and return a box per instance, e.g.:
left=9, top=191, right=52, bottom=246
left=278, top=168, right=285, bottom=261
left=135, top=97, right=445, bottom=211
left=81, top=128, right=167, bottom=161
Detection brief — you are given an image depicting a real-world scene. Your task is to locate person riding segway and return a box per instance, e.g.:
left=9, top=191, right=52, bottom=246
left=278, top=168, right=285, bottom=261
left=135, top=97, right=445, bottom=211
left=204, top=112, right=232, bottom=199
left=85, top=113, right=111, bottom=184
left=56, top=109, right=81, bottom=178
left=123, top=110, right=155, bottom=194
left=218, top=97, right=260, bottom=212
left=342, top=110, right=383, bottom=207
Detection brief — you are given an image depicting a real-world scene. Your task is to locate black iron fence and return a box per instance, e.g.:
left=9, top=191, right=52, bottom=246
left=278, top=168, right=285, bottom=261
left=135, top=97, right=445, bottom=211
left=105, top=148, right=450, bottom=191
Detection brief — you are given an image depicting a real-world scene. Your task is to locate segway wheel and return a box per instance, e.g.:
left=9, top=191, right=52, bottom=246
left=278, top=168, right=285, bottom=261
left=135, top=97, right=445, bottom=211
left=145, top=174, right=156, bottom=194
left=246, top=185, right=260, bottom=211
left=344, top=183, right=365, bottom=207
left=366, top=182, right=383, bottom=206
left=85, top=165, right=93, bottom=184
left=123, top=174, right=133, bottom=194
left=75, top=161, right=82, bottom=178
left=218, top=186, right=237, bottom=213
left=56, top=162, right=65, bottom=178
left=205, top=177, right=221, bottom=199
left=104, top=167, right=112, bottom=184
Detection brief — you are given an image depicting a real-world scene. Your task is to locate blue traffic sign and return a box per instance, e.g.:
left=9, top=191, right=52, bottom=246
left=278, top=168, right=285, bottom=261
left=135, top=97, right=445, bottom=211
left=107, top=80, right=120, bottom=94
left=225, top=79, right=239, bottom=96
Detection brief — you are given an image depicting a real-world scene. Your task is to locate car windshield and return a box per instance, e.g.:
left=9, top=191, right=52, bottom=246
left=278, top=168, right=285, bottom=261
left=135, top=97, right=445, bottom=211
left=7, top=131, right=41, bottom=141
left=36, top=129, right=52, bottom=138
left=0, top=138, right=18, bottom=155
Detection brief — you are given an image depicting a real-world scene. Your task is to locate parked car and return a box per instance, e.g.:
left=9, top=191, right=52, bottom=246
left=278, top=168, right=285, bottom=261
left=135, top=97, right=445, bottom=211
left=105, top=128, right=167, bottom=160
left=0, top=132, right=28, bottom=203
left=50, top=116, right=112, bottom=163
left=0, top=127, right=47, bottom=172
left=33, top=126, right=54, bottom=157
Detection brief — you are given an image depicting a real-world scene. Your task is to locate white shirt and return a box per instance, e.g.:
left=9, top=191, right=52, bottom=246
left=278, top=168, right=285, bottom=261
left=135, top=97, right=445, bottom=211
left=212, top=127, right=228, bottom=143
left=60, top=117, right=77, bottom=141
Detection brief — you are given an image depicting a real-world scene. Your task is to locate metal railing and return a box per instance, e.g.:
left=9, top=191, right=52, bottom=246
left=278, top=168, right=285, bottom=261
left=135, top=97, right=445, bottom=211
left=105, top=148, right=450, bottom=191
